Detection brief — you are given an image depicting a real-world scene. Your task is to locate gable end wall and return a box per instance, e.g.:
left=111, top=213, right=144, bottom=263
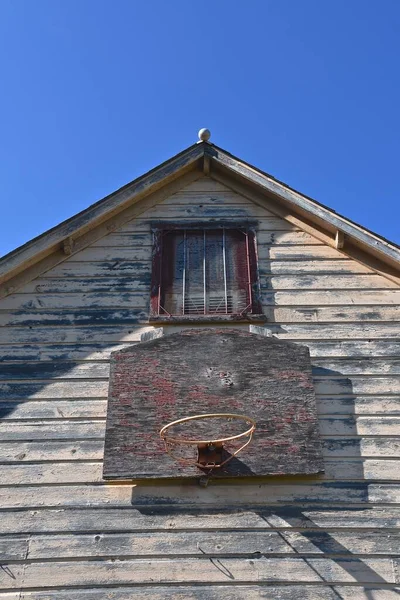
left=0, top=176, right=399, bottom=597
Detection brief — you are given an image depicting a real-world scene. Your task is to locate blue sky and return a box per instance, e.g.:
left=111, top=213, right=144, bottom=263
left=0, top=0, right=399, bottom=256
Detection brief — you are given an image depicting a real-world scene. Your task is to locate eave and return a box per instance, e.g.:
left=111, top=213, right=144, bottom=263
left=207, top=144, right=400, bottom=277
left=0, top=143, right=205, bottom=296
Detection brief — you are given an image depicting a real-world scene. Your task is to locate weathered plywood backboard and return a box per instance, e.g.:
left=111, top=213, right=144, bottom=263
left=103, top=328, right=324, bottom=479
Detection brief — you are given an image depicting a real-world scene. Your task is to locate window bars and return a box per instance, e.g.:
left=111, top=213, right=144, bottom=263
left=151, top=228, right=259, bottom=318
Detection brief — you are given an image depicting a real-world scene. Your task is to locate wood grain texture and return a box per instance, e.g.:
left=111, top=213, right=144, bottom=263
left=0, top=395, right=398, bottom=421
left=2, top=506, right=400, bottom=535
left=2, top=356, right=400, bottom=380
left=3, top=586, right=399, bottom=600
left=91, top=229, right=323, bottom=247
left=0, top=435, right=399, bottom=464
left=31, top=257, right=374, bottom=284
left=0, top=175, right=400, bottom=596
left=1, top=416, right=397, bottom=441
left=0, top=292, right=149, bottom=310
left=0, top=557, right=397, bottom=588
left=2, top=459, right=400, bottom=485
left=4, top=304, right=400, bottom=329
left=4, top=322, right=400, bottom=346
left=121, top=215, right=296, bottom=232
left=1, top=436, right=399, bottom=462
left=2, top=340, right=400, bottom=362
left=0, top=325, right=153, bottom=344
left=1, top=482, right=399, bottom=509
left=2, top=530, right=400, bottom=561
left=103, top=329, right=323, bottom=479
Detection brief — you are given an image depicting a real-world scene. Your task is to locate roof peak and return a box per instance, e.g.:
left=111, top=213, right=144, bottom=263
left=1, top=139, right=400, bottom=295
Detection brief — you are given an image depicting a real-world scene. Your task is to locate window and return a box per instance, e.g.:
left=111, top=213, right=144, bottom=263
left=150, top=227, right=261, bottom=319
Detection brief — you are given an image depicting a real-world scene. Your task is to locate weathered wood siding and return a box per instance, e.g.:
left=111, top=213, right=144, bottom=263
left=0, top=176, right=399, bottom=598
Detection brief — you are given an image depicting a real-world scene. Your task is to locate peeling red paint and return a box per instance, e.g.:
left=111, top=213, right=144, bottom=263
left=103, top=328, right=323, bottom=479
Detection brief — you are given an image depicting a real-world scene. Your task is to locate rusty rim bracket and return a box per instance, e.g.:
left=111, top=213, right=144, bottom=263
left=159, top=413, right=256, bottom=470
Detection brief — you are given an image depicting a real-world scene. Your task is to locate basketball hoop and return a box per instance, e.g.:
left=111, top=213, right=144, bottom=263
left=159, top=413, right=256, bottom=470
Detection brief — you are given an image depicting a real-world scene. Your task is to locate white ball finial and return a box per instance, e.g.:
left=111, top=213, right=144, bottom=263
left=198, top=128, right=211, bottom=142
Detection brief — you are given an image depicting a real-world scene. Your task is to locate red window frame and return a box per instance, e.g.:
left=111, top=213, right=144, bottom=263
left=150, top=226, right=262, bottom=319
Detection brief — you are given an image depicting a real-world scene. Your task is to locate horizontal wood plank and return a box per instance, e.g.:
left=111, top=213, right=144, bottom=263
left=1, top=373, right=400, bottom=401
left=0, top=344, right=134, bottom=362
left=0, top=482, right=399, bottom=509
left=21, top=274, right=151, bottom=293
left=0, top=293, right=148, bottom=311
left=312, top=358, right=400, bottom=375
left=0, top=363, right=110, bottom=380
left=121, top=216, right=297, bottom=232
left=0, top=400, right=106, bottom=419
left=2, top=506, right=400, bottom=535
left=173, top=177, right=230, bottom=193
left=323, top=437, right=400, bottom=458
left=319, top=416, right=400, bottom=436
left=262, top=290, right=400, bottom=305
left=0, top=421, right=105, bottom=440
left=91, top=229, right=324, bottom=247
left=90, top=232, right=151, bottom=247
left=41, top=261, right=152, bottom=278
left=260, top=274, right=395, bottom=290
left=317, top=396, right=400, bottom=415
left=1, top=459, right=399, bottom=486
left=1, top=396, right=398, bottom=422
left=3, top=373, right=397, bottom=398
left=0, top=415, right=398, bottom=439
left=314, top=376, right=400, bottom=395
left=55, top=243, right=357, bottom=264
left=3, top=357, right=400, bottom=383
left=2, top=340, right=400, bottom=363
left=3, top=357, right=400, bottom=380
left=27, top=258, right=376, bottom=284
left=2, top=585, right=400, bottom=600
left=0, top=557, right=396, bottom=588
left=2, top=530, right=400, bottom=562
left=1, top=436, right=399, bottom=463
left=3, top=305, right=400, bottom=328
left=0, top=440, right=103, bottom=462
left=29, top=258, right=374, bottom=284
left=4, top=305, right=400, bottom=328
left=257, top=245, right=376, bottom=261
left=0, top=325, right=153, bottom=344
left=3, top=323, right=400, bottom=345
left=2, top=436, right=399, bottom=464
left=161, top=187, right=266, bottom=205
left=66, top=246, right=151, bottom=262
left=307, top=341, right=400, bottom=358
left=140, top=202, right=277, bottom=219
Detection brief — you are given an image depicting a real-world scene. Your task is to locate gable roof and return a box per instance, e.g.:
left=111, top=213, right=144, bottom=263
left=1, top=140, right=400, bottom=296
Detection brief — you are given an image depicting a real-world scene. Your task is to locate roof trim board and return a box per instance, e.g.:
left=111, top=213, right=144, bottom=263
left=0, top=143, right=204, bottom=285
left=208, top=144, right=400, bottom=267
left=0, top=170, right=202, bottom=298
left=1, top=140, right=400, bottom=296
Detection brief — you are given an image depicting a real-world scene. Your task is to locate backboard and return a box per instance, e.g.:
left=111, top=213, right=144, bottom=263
left=103, top=328, right=324, bottom=479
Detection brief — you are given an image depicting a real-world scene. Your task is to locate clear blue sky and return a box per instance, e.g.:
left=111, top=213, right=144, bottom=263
left=1, top=0, right=399, bottom=257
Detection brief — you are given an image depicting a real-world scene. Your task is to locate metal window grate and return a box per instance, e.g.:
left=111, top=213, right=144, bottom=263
left=153, top=227, right=258, bottom=317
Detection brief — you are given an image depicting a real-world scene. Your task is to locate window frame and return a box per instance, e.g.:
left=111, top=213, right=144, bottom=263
left=149, top=223, right=264, bottom=322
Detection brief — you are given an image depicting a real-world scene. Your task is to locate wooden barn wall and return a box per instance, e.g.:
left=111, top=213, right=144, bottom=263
left=0, top=175, right=400, bottom=598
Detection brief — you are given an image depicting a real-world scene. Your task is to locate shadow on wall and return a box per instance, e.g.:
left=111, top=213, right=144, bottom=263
left=128, top=370, right=397, bottom=596
left=0, top=240, right=396, bottom=596
left=132, top=503, right=399, bottom=599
